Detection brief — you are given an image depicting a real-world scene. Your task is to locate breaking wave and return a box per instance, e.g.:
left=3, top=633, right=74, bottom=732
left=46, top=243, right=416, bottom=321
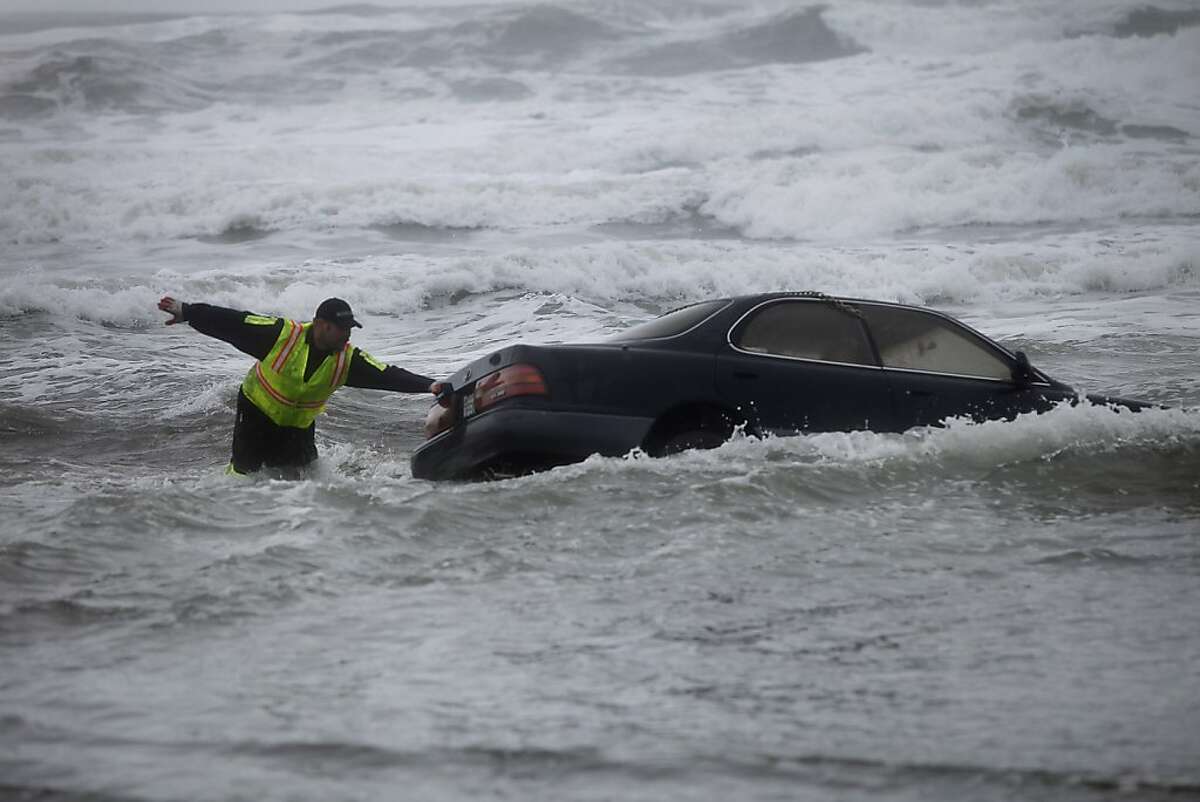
left=0, top=3, right=862, bottom=119
left=1, top=2, right=1197, bottom=244
left=1110, top=6, right=1200, bottom=38
left=2, top=141, right=1197, bottom=245
left=610, top=6, right=864, bottom=76
left=2, top=231, right=1197, bottom=329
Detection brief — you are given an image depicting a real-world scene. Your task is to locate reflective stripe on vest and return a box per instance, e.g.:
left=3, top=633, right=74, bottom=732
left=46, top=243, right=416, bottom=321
left=273, top=320, right=304, bottom=373
left=253, top=362, right=327, bottom=410
left=331, top=346, right=350, bottom=388
left=241, top=320, right=353, bottom=428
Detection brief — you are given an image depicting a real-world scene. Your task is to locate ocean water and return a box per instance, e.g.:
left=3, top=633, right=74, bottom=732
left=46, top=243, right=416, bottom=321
left=1, top=2, right=1199, bottom=800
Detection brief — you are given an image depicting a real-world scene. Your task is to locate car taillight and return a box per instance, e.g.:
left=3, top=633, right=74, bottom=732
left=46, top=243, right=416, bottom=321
left=473, top=363, right=548, bottom=412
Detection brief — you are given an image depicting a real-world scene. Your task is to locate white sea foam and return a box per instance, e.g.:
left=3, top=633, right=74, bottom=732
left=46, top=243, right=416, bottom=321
left=4, top=137, right=1194, bottom=245
left=701, top=145, right=1199, bottom=239
left=2, top=230, right=1196, bottom=330
left=532, top=402, right=1200, bottom=487
left=781, top=401, right=1200, bottom=469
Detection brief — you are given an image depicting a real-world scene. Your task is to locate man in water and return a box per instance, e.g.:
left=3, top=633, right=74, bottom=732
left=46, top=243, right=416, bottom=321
left=158, top=295, right=443, bottom=475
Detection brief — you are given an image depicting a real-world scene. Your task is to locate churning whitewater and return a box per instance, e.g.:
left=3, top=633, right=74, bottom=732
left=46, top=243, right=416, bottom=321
left=1, top=1, right=1198, bottom=800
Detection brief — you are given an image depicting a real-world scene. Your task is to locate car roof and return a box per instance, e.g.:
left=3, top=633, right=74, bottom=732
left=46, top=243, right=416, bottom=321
left=731, top=291, right=912, bottom=307
left=720, top=291, right=1006, bottom=333
left=687, top=292, right=936, bottom=316
left=647, top=293, right=956, bottom=330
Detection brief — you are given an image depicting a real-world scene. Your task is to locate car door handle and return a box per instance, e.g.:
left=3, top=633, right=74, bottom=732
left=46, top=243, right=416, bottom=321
left=733, top=371, right=758, bottom=380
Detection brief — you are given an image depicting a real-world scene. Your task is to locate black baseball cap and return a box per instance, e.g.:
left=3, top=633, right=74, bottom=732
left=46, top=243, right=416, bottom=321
left=314, top=297, right=363, bottom=329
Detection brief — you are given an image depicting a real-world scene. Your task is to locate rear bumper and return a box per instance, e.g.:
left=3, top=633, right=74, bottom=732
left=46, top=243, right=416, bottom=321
left=410, top=406, right=653, bottom=481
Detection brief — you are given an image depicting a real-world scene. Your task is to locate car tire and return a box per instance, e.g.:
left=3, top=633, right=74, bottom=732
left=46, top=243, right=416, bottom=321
left=660, top=427, right=728, bottom=455
left=646, top=407, right=738, bottom=457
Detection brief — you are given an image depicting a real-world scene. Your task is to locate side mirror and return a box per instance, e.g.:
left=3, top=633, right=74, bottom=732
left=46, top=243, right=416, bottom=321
left=1012, top=351, right=1034, bottom=388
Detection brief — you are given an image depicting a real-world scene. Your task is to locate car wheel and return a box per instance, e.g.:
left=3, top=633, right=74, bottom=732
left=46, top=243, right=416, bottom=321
left=660, top=427, right=728, bottom=455
left=647, top=407, right=738, bottom=457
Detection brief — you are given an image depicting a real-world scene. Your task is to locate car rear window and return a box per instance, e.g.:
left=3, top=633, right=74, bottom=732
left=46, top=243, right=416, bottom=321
left=609, top=300, right=728, bottom=341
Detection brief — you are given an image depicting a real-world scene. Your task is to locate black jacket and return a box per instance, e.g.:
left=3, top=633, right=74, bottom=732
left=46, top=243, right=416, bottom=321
left=182, top=303, right=435, bottom=393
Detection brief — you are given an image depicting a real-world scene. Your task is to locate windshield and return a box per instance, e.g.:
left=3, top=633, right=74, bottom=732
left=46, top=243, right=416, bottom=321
left=608, top=300, right=728, bottom=342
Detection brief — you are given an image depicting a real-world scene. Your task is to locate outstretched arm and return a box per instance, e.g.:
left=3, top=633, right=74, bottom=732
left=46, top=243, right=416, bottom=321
left=157, top=296, right=283, bottom=361
left=158, top=297, right=186, bottom=324
left=345, top=347, right=440, bottom=396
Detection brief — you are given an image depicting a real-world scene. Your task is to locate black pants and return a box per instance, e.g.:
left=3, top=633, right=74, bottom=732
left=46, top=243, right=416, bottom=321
left=230, top=388, right=318, bottom=473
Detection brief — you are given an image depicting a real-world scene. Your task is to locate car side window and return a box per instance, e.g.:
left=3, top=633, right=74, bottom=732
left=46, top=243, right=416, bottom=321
left=733, top=301, right=876, bottom=366
left=860, top=305, right=1012, bottom=380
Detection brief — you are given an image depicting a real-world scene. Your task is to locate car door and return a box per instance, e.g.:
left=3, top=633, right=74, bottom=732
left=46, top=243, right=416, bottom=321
left=856, top=302, right=1049, bottom=429
left=715, top=299, right=895, bottom=435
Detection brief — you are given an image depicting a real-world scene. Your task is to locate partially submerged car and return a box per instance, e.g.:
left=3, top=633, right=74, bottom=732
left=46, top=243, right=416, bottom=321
left=411, top=292, right=1149, bottom=480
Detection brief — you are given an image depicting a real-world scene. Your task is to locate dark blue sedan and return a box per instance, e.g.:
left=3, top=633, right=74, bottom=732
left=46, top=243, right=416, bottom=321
left=412, top=292, right=1148, bottom=480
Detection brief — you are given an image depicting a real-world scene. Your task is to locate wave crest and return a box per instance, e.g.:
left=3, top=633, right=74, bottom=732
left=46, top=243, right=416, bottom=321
left=3, top=48, right=214, bottom=117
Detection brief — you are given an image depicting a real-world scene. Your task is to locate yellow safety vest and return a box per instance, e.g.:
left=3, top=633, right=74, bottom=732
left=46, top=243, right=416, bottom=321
left=241, top=320, right=352, bottom=428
